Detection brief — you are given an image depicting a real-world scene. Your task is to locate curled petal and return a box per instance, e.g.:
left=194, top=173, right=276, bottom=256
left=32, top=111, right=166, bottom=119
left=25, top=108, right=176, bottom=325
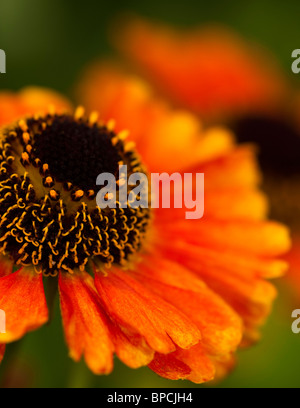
left=159, top=219, right=291, bottom=257
left=149, top=344, right=215, bottom=384
left=59, top=271, right=114, bottom=375
left=160, top=239, right=278, bottom=342
left=148, top=353, right=191, bottom=381
left=94, top=268, right=201, bottom=354
left=131, top=258, right=242, bottom=356
left=108, top=320, right=154, bottom=369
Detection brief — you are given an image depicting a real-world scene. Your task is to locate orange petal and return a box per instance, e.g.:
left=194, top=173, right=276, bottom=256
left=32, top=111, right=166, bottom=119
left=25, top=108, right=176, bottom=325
left=164, top=242, right=277, bottom=342
left=0, top=92, right=24, bottom=126
left=157, top=239, right=288, bottom=280
left=108, top=319, right=154, bottom=369
left=196, top=146, right=261, bottom=190
left=148, top=353, right=191, bottom=381
left=211, top=353, right=236, bottom=382
left=149, top=344, right=216, bottom=384
left=76, top=61, right=159, bottom=146
left=204, top=188, right=268, bottom=221
left=18, top=87, right=72, bottom=116
left=94, top=268, right=201, bottom=354
left=77, top=62, right=234, bottom=172
left=158, top=219, right=291, bottom=257
left=0, top=87, right=72, bottom=127
left=131, top=258, right=242, bottom=356
left=156, top=188, right=268, bottom=222
left=0, top=268, right=48, bottom=343
left=140, top=117, right=234, bottom=172
left=58, top=270, right=114, bottom=375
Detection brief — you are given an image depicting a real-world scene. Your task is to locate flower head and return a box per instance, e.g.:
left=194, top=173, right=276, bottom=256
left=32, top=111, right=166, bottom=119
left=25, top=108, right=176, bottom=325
left=0, top=109, right=150, bottom=275
left=0, top=82, right=291, bottom=383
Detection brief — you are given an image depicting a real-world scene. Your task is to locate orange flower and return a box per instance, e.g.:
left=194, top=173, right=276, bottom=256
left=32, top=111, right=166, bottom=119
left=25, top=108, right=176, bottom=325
left=0, top=72, right=290, bottom=383
left=111, top=17, right=289, bottom=122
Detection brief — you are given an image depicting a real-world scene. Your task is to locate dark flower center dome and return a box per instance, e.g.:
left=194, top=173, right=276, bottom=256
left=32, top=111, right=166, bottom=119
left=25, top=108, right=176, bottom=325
left=0, top=110, right=151, bottom=275
left=33, top=115, right=122, bottom=191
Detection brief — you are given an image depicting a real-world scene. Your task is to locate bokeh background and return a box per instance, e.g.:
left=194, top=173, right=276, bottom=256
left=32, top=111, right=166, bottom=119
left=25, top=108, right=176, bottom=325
left=0, top=0, right=300, bottom=388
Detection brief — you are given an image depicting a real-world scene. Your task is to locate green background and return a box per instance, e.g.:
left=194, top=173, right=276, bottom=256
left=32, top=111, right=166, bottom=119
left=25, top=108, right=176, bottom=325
left=0, top=0, right=300, bottom=388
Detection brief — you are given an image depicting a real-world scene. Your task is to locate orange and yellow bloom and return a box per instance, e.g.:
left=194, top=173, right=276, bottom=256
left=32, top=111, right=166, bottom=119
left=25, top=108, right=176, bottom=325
left=0, top=68, right=291, bottom=384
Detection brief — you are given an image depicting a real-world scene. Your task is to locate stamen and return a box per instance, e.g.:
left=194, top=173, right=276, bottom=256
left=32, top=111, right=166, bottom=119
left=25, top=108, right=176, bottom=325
left=107, top=119, right=116, bottom=131
left=89, top=111, right=99, bottom=125
left=0, top=112, right=151, bottom=275
left=22, top=132, right=30, bottom=144
left=74, top=106, right=85, bottom=121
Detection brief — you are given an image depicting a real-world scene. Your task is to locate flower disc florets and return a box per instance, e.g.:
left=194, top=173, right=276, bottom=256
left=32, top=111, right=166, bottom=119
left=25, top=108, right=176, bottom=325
left=0, top=109, right=151, bottom=275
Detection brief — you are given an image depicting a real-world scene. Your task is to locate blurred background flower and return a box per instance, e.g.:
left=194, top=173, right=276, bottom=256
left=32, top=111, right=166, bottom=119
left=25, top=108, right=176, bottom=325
left=110, top=17, right=290, bottom=123
left=0, top=0, right=300, bottom=388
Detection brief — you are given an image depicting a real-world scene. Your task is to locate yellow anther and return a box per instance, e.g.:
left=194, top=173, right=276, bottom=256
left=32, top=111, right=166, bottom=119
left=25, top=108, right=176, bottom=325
left=118, top=130, right=129, bottom=140
left=45, top=176, right=53, bottom=186
left=104, top=193, right=114, bottom=201
left=43, top=163, right=49, bottom=173
left=75, top=106, right=85, bottom=120
left=117, top=178, right=126, bottom=187
left=74, top=190, right=84, bottom=199
left=89, top=111, right=99, bottom=124
left=107, top=119, right=116, bottom=131
left=21, top=152, right=30, bottom=164
left=50, top=190, right=59, bottom=200
left=111, top=137, right=119, bottom=146
left=19, top=120, right=28, bottom=132
left=124, top=141, right=136, bottom=152
left=22, top=132, right=30, bottom=144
